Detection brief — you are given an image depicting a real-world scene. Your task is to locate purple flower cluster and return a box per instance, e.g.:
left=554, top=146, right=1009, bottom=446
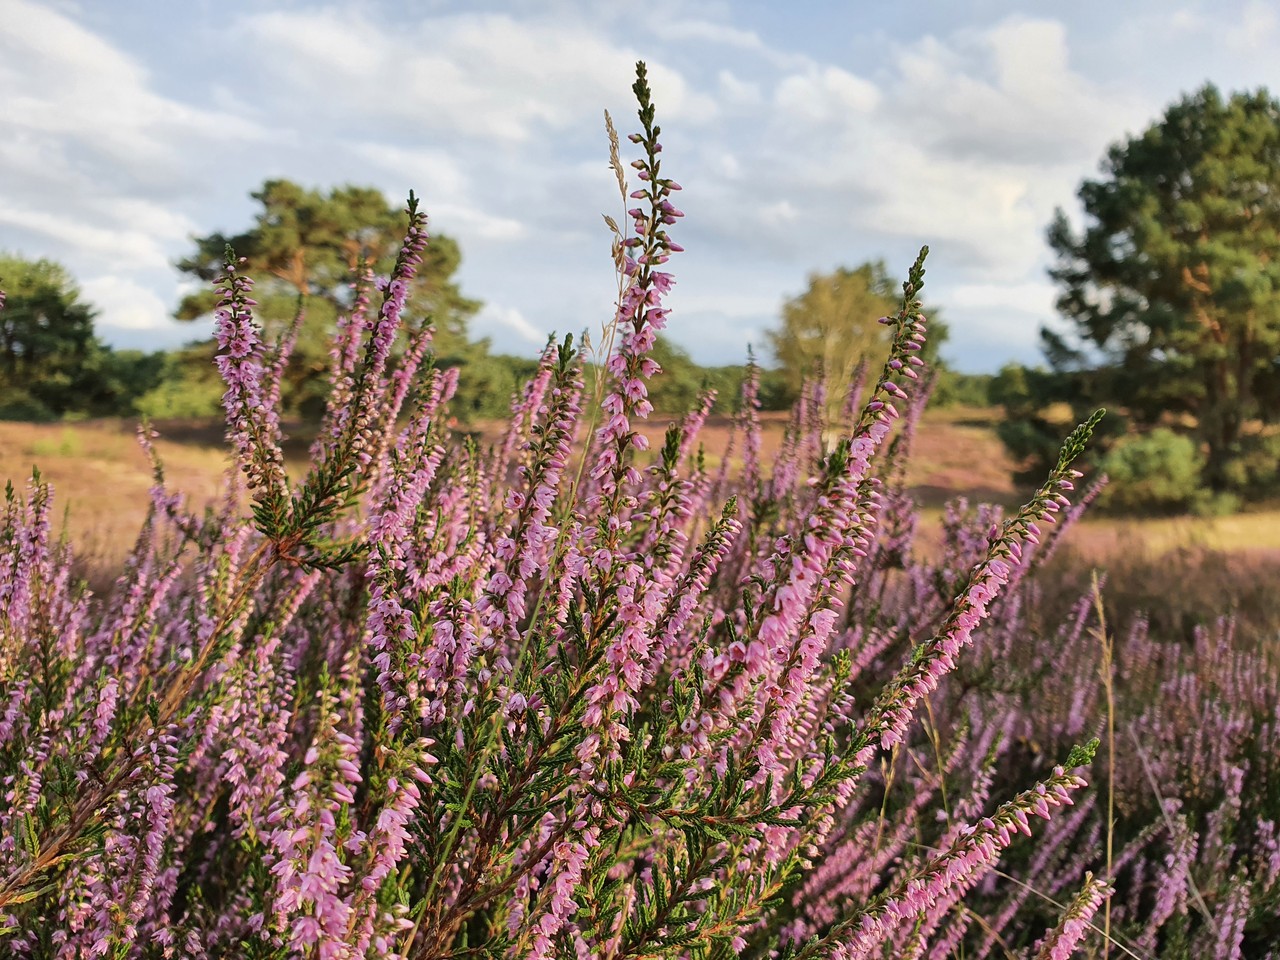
left=1031, top=873, right=1112, bottom=960
left=213, top=258, right=289, bottom=507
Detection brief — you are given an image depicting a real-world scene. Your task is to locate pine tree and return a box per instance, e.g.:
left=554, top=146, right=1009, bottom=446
left=175, top=180, right=481, bottom=415
left=1047, top=85, right=1280, bottom=495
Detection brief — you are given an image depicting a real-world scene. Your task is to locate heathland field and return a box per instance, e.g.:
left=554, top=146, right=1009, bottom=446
left=8, top=406, right=1280, bottom=572
left=5, top=387, right=1280, bottom=955
left=10, top=405, right=1280, bottom=653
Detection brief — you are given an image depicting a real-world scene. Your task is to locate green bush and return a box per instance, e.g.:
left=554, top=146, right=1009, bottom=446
left=1099, top=428, right=1208, bottom=514
left=135, top=374, right=224, bottom=420
left=0, top=388, right=55, bottom=422
left=928, top=368, right=992, bottom=407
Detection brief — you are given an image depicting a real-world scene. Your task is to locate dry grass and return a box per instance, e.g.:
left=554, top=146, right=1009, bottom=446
left=5, top=408, right=1280, bottom=589
left=1044, top=544, right=1280, bottom=646
left=1, top=419, right=229, bottom=576
left=1068, top=511, right=1280, bottom=559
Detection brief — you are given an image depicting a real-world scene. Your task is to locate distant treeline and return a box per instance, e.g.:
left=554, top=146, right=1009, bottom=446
left=0, top=265, right=993, bottom=423
left=1, top=181, right=993, bottom=428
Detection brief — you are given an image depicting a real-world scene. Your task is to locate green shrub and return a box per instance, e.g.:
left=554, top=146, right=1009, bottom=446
left=135, top=375, right=224, bottom=419
left=0, top=387, right=55, bottom=422
left=1099, top=427, right=1207, bottom=514
left=929, top=368, right=992, bottom=407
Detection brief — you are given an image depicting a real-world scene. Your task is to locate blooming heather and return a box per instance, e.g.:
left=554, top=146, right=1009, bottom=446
left=0, top=61, right=1268, bottom=960
left=213, top=256, right=289, bottom=514
left=1031, top=873, right=1112, bottom=960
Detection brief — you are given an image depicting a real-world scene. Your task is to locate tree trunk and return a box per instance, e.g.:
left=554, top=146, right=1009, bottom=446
left=1200, top=359, right=1243, bottom=492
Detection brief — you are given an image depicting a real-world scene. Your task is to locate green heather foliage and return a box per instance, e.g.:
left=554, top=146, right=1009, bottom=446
left=0, top=66, right=1275, bottom=959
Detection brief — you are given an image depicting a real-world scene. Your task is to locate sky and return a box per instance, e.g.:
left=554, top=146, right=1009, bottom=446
left=2, top=0, right=1278, bottom=373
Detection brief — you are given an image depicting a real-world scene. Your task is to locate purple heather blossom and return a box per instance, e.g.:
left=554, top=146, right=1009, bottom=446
left=212, top=259, right=289, bottom=505
left=831, top=765, right=1088, bottom=960
left=525, top=830, right=597, bottom=960
left=1031, top=873, right=1111, bottom=960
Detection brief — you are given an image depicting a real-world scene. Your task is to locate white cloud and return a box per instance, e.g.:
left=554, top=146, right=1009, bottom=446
left=945, top=281, right=1058, bottom=314
left=240, top=8, right=715, bottom=144
left=663, top=19, right=767, bottom=51
left=81, top=275, right=170, bottom=332
left=474, top=304, right=547, bottom=349
left=1165, top=2, right=1277, bottom=52
left=774, top=65, right=880, bottom=125
left=672, top=288, right=780, bottom=319
left=889, top=17, right=1144, bottom=166
left=0, top=0, right=265, bottom=171
left=0, top=0, right=273, bottom=336
left=759, top=201, right=800, bottom=227
left=1230, top=1, right=1279, bottom=50
left=656, top=13, right=812, bottom=72
left=348, top=143, right=527, bottom=241
left=0, top=203, right=174, bottom=272
left=87, top=199, right=195, bottom=247
left=715, top=15, right=1152, bottom=286
left=350, top=143, right=472, bottom=199
left=435, top=205, right=528, bottom=242
left=716, top=70, right=763, bottom=108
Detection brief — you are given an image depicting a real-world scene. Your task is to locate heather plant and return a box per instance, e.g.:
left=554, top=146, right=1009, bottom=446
left=827, top=505, right=1280, bottom=958
left=2, top=62, right=1268, bottom=959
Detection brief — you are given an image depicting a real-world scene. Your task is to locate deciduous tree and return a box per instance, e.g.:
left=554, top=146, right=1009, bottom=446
left=768, top=261, right=947, bottom=422
left=768, top=262, right=897, bottom=413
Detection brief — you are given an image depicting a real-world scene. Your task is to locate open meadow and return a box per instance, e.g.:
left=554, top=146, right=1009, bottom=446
left=8, top=405, right=1280, bottom=597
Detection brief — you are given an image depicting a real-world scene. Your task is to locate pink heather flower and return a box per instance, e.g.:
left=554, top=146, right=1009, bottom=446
left=526, top=829, right=597, bottom=960
left=854, top=449, right=1082, bottom=771
left=350, top=745, right=434, bottom=943
left=1209, top=880, right=1250, bottom=960
left=312, top=265, right=376, bottom=462
left=1031, top=873, right=1111, bottom=960
left=91, top=676, right=118, bottom=748
left=749, top=358, right=912, bottom=778
left=265, top=694, right=365, bottom=955
left=478, top=351, right=583, bottom=661
left=1139, top=809, right=1196, bottom=949
left=212, top=259, right=289, bottom=504
left=591, top=112, right=683, bottom=506
left=832, top=765, right=1087, bottom=960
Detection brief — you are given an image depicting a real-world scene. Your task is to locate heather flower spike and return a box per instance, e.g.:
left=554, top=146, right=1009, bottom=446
left=213, top=247, right=290, bottom=525
left=853, top=407, right=1104, bottom=770
left=1032, top=872, right=1113, bottom=960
